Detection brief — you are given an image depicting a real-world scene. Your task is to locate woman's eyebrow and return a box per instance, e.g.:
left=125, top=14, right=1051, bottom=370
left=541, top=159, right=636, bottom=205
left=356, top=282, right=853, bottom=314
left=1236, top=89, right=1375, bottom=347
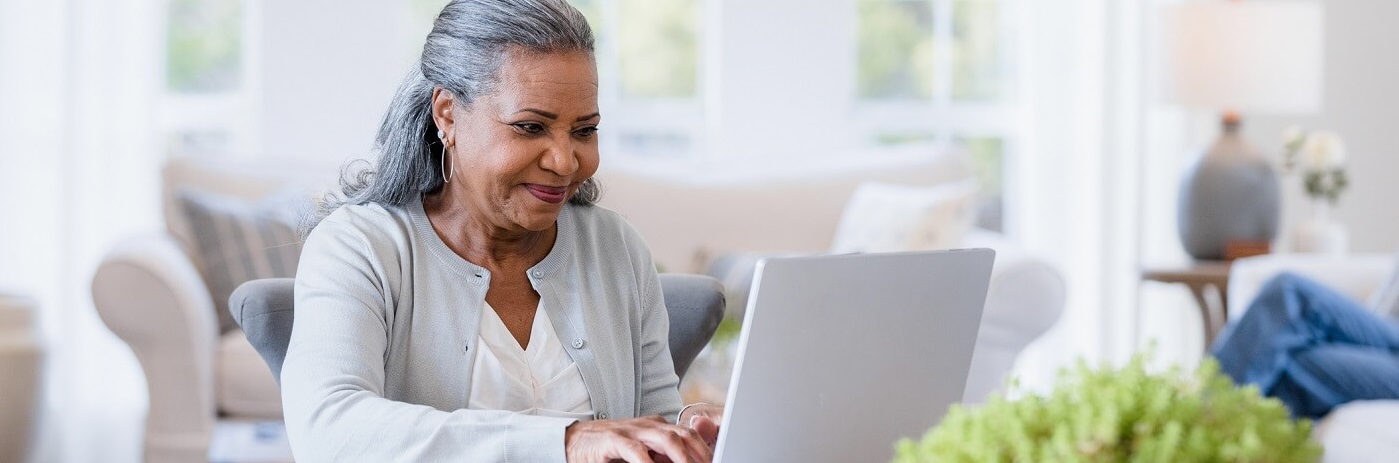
left=515, top=108, right=558, bottom=120
left=513, top=109, right=600, bottom=122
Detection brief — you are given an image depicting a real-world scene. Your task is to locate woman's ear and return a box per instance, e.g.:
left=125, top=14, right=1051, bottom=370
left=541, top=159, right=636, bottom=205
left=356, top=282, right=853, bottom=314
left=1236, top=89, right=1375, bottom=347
left=430, top=87, right=456, bottom=141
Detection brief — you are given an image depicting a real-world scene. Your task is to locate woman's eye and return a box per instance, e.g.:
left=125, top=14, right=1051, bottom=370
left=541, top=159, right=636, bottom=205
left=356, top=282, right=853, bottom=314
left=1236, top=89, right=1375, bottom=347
left=573, top=127, right=598, bottom=139
left=512, top=122, right=545, bottom=134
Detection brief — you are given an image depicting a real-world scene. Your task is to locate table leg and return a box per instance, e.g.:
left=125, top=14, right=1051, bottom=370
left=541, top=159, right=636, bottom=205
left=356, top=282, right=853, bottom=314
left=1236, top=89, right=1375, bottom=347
left=1185, top=283, right=1222, bottom=350
left=1218, top=289, right=1229, bottom=325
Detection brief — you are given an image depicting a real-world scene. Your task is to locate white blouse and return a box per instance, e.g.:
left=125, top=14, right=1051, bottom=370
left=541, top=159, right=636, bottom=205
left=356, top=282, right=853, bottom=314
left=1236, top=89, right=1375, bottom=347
left=467, top=302, right=595, bottom=420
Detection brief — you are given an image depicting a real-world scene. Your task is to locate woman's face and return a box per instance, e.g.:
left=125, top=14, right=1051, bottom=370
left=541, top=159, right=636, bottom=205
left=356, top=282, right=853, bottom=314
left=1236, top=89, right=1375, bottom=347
left=435, top=48, right=600, bottom=234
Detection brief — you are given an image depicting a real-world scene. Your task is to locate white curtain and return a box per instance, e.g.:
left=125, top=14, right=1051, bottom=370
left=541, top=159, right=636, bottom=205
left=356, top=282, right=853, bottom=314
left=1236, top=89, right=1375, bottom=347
left=1003, top=0, right=1182, bottom=386
left=1010, top=0, right=1224, bottom=377
left=0, top=1, right=164, bottom=462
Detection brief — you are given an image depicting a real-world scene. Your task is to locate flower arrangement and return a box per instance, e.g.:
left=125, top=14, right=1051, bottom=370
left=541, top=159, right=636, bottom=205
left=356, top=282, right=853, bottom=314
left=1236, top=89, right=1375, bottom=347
left=891, top=354, right=1321, bottom=463
left=1283, top=126, right=1349, bottom=203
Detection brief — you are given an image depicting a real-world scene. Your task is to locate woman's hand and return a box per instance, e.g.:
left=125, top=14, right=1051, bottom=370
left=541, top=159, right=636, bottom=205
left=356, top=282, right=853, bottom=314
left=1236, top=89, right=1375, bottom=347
left=677, top=403, right=724, bottom=448
left=565, top=416, right=712, bottom=463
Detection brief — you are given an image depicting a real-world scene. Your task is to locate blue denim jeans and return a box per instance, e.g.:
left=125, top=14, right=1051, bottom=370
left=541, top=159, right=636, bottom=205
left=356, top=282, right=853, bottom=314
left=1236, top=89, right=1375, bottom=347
left=1211, top=272, right=1399, bottom=419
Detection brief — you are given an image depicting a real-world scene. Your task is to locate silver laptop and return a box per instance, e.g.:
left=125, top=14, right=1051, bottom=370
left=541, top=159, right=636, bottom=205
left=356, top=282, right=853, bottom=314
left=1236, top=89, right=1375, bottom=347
left=712, top=249, right=994, bottom=463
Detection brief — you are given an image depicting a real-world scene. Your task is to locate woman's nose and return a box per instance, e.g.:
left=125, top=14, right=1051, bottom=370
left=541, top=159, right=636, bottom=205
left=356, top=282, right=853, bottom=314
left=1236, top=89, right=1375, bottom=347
left=539, top=133, right=579, bottom=176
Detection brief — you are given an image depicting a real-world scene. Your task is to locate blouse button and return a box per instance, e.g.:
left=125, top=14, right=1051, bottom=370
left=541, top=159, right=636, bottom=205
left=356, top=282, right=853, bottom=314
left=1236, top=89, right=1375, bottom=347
left=572, top=338, right=586, bottom=349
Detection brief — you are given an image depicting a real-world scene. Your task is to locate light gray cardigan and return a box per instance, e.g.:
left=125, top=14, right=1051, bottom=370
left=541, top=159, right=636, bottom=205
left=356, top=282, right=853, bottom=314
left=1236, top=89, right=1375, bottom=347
left=281, top=199, right=682, bottom=462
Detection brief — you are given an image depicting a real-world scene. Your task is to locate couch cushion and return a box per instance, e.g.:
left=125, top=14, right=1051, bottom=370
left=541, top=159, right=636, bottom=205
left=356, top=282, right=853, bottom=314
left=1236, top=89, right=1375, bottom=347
left=162, top=155, right=340, bottom=252
left=597, top=150, right=972, bottom=273
left=217, top=330, right=283, bottom=419
left=1314, top=400, right=1399, bottom=463
left=1227, top=254, right=1396, bottom=323
left=177, top=189, right=306, bottom=333
left=829, top=180, right=978, bottom=254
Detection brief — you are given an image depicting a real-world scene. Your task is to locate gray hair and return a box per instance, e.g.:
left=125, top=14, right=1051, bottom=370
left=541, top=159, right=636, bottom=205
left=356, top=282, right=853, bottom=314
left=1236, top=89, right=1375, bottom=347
left=313, top=0, right=599, bottom=230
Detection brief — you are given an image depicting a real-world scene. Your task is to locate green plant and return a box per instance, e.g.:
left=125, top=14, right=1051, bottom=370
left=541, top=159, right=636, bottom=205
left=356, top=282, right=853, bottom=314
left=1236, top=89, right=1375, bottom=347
left=709, top=313, right=743, bottom=346
left=892, top=354, right=1321, bottom=463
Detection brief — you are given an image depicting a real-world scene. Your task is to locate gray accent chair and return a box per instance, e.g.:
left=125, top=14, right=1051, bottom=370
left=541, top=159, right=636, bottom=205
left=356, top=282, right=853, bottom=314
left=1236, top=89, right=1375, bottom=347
left=229, top=274, right=727, bottom=384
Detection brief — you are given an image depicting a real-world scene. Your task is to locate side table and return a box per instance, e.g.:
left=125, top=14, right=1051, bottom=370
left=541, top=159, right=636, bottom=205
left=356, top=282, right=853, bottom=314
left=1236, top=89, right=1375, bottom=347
left=1141, top=260, right=1232, bottom=349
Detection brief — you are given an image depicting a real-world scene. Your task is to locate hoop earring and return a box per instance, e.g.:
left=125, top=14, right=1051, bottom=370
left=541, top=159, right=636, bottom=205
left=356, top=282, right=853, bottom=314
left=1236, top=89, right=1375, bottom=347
left=438, top=131, right=454, bottom=184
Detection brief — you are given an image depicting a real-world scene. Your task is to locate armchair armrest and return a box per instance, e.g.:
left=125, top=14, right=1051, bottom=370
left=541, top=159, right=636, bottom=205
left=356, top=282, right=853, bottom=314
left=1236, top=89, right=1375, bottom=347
left=1227, top=253, right=1394, bottom=323
left=92, top=233, right=218, bottom=463
left=961, top=230, right=1067, bottom=403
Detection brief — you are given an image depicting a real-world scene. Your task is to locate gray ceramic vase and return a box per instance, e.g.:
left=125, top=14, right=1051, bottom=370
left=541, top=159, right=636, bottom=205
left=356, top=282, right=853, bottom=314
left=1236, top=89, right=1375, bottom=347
left=1177, top=125, right=1280, bottom=260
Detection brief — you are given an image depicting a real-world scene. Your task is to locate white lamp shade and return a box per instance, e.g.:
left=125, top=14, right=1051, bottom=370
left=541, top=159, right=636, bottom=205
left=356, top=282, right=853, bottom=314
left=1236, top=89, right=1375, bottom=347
left=1162, top=1, right=1324, bottom=114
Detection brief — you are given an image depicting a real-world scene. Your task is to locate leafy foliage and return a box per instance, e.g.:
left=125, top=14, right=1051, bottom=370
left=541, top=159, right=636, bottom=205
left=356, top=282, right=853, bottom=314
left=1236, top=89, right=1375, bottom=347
left=858, top=0, right=936, bottom=99
left=167, top=0, right=242, bottom=93
left=892, top=355, right=1321, bottom=463
left=617, top=0, right=699, bottom=98
left=1303, top=168, right=1348, bottom=204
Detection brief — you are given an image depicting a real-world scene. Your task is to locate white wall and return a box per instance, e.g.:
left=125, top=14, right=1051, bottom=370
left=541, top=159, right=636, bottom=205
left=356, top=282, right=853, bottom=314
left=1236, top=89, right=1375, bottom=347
left=704, top=0, right=858, bottom=160
left=1248, top=0, right=1399, bottom=254
left=256, top=0, right=418, bottom=162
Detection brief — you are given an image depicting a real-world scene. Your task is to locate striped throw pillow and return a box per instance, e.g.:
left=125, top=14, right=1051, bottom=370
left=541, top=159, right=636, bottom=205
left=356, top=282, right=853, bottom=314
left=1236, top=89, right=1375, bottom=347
left=177, top=189, right=307, bottom=334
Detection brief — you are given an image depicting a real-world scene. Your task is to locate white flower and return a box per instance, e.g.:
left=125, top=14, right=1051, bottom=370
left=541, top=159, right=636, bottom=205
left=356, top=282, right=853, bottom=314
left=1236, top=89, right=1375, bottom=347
left=1301, top=131, right=1347, bottom=169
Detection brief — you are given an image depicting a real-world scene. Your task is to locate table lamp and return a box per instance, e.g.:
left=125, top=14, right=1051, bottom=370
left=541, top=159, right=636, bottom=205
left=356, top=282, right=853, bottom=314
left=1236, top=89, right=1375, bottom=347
left=1161, top=0, right=1323, bottom=260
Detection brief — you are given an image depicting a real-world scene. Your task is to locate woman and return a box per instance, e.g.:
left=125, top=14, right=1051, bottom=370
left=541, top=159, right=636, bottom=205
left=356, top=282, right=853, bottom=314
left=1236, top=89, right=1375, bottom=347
left=282, top=1, right=718, bottom=461
left=1212, top=272, right=1399, bottom=419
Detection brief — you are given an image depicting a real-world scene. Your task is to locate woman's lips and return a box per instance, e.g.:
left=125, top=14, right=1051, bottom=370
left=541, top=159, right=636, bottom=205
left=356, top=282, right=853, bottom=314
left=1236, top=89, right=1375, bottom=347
left=525, top=184, right=568, bottom=204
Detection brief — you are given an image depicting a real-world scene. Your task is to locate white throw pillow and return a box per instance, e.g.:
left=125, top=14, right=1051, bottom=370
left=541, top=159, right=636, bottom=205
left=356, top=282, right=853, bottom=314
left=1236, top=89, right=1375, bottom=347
left=829, top=180, right=979, bottom=254
left=1368, top=252, right=1399, bottom=320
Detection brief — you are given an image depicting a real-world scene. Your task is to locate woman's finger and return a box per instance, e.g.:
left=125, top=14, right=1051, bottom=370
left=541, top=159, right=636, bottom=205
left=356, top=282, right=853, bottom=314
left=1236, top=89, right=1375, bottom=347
left=636, top=426, right=707, bottom=463
left=653, top=422, right=708, bottom=459
left=613, top=438, right=656, bottom=463
left=677, top=425, right=716, bottom=461
left=688, top=415, right=720, bottom=448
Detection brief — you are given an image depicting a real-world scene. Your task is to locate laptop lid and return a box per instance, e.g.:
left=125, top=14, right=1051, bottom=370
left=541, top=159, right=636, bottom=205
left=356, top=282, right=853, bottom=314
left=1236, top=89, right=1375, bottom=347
left=712, top=249, right=994, bottom=463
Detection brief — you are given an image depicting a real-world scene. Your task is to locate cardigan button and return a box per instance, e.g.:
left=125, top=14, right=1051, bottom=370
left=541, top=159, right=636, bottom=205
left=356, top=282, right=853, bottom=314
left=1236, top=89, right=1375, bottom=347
left=572, top=338, right=586, bottom=349
left=595, top=412, right=608, bottom=420
left=532, top=270, right=544, bottom=278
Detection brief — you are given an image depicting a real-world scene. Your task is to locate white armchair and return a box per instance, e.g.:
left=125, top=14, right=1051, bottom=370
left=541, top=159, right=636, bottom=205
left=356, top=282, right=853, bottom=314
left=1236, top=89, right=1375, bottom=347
left=1227, top=253, right=1399, bottom=462
left=93, top=234, right=249, bottom=463
left=92, top=156, right=333, bottom=463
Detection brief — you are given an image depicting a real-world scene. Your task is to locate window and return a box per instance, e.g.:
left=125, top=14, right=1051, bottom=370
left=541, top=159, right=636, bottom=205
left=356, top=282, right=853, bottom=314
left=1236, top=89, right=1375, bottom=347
left=400, top=0, right=705, bottom=158
left=857, top=0, right=1017, bottom=230
left=574, top=0, right=704, bottom=158
left=586, top=0, right=1017, bottom=228
left=858, top=0, right=936, bottom=100
left=167, top=0, right=242, bottom=93
left=162, top=0, right=251, bottom=157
